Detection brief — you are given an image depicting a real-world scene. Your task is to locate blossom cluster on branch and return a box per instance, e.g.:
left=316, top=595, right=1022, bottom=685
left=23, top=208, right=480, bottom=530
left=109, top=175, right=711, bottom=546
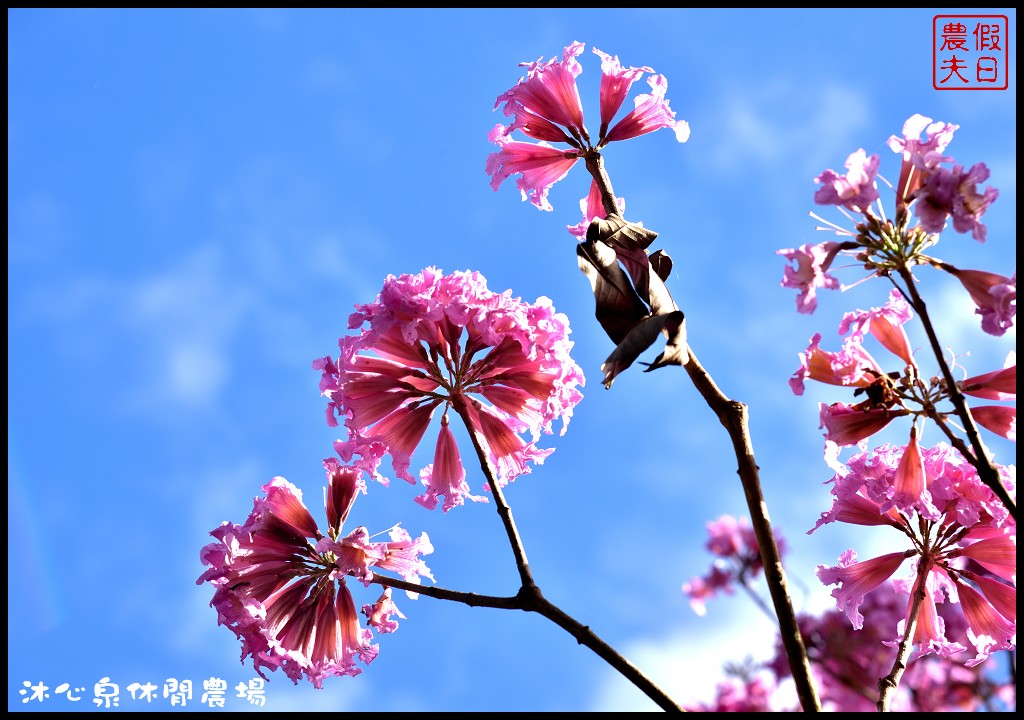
left=196, top=41, right=1015, bottom=713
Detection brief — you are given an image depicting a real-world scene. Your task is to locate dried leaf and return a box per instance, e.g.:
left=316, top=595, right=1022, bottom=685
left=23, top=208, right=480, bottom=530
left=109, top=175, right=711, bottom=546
left=649, top=250, right=672, bottom=283
left=643, top=310, right=688, bottom=373
left=586, top=215, right=677, bottom=315
left=614, top=245, right=677, bottom=317
left=576, top=240, right=649, bottom=345
left=578, top=215, right=687, bottom=388
left=587, top=214, right=660, bottom=251
left=600, top=310, right=687, bottom=388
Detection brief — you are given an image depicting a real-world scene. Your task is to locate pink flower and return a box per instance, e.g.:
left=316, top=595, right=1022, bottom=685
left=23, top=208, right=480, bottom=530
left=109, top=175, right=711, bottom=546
left=813, top=149, right=880, bottom=212
left=770, top=585, right=1012, bottom=711
left=960, top=355, right=1016, bottom=400
left=196, top=466, right=433, bottom=687
left=947, top=164, right=999, bottom=241
left=681, top=567, right=734, bottom=617
left=970, top=405, right=1016, bottom=441
left=837, top=289, right=916, bottom=368
left=682, top=515, right=786, bottom=615
left=316, top=268, right=584, bottom=509
left=816, top=549, right=911, bottom=629
left=818, top=402, right=907, bottom=447
left=415, top=415, right=486, bottom=513
left=592, top=48, right=651, bottom=136
left=777, top=241, right=842, bottom=314
left=600, top=72, right=690, bottom=144
left=704, top=515, right=745, bottom=557
left=955, top=579, right=1016, bottom=666
left=567, top=179, right=625, bottom=240
left=369, top=525, right=436, bottom=589
left=812, top=442, right=1016, bottom=666
left=958, top=534, right=1017, bottom=583
left=809, top=491, right=903, bottom=533
left=888, top=114, right=958, bottom=203
left=794, top=295, right=931, bottom=447
left=496, top=40, right=588, bottom=143
left=945, top=267, right=1016, bottom=337
left=971, top=574, right=1016, bottom=620
left=894, top=428, right=926, bottom=503
left=485, top=124, right=581, bottom=211
left=915, top=163, right=999, bottom=242
left=362, top=588, right=405, bottom=635
left=489, top=42, right=688, bottom=211
left=685, top=675, right=776, bottom=712
left=788, top=333, right=881, bottom=396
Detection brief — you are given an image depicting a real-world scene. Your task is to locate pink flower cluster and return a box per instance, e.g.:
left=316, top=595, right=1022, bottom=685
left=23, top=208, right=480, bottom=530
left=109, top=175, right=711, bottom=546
left=791, top=290, right=915, bottom=446
left=314, top=268, right=585, bottom=512
left=196, top=463, right=433, bottom=686
left=811, top=442, right=1016, bottom=669
left=685, top=675, right=775, bottom=712
left=201, top=268, right=585, bottom=688
left=769, top=586, right=1015, bottom=711
left=888, top=114, right=998, bottom=242
left=486, top=41, right=689, bottom=215
left=790, top=290, right=1016, bottom=449
left=777, top=114, right=1011, bottom=338
left=682, top=515, right=786, bottom=616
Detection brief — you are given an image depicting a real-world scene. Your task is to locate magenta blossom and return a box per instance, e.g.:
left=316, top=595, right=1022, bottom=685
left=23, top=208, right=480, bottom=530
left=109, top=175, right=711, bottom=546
left=794, top=291, right=924, bottom=448
left=770, top=585, right=1015, bottom=711
left=945, top=267, right=1016, bottom=337
left=970, top=405, right=1016, bottom=442
left=485, top=125, right=581, bottom=212
left=811, top=442, right=1016, bottom=667
left=776, top=241, right=843, bottom=314
left=813, top=148, right=880, bottom=212
left=196, top=463, right=434, bottom=687
left=888, top=113, right=958, bottom=204
left=682, top=515, right=786, bottom=615
left=915, top=163, right=999, bottom=242
left=315, top=268, right=584, bottom=511
left=685, top=675, right=776, bottom=712
left=788, top=333, right=881, bottom=396
left=837, top=289, right=916, bottom=368
left=790, top=289, right=916, bottom=397
left=818, top=402, right=908, bottom=447
left=567, top=178, right=625, bottom=240
left=886, top=114, right=998, bottom=241
left=488, top=42, right=688, bottom=212
left=782, top=114, right=1002, bottom=315
left=601, top=72, right=691, bottom=144
left=960, top=354, right=1016, bottom=401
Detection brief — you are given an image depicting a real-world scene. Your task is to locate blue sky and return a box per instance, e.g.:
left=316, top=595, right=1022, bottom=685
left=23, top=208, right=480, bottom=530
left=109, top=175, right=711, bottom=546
left=8, top=8, right=1016, bottom=712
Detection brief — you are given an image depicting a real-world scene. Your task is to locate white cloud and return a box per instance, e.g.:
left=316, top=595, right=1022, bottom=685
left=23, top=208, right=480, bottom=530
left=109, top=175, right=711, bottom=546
left=167, top=343, right=229, bottom=404
left=118, top=246, right=257, bottom=415
left=587, top=602, right=781, bottom=711
left=703, top=80, right=872, bottom=176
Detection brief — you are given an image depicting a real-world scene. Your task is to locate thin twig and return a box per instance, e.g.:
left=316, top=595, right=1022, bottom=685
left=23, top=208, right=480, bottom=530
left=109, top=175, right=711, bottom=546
left=444, top=396, right=685, bottom=712
left=583, top=150, right=820, bottom=711
left=585, top=151, right=620, bottom=217
left=373, top=573, right=686, bottom=712
left=876, top=556, right=931, bottom=711
left=452, top=397, right=537, bottom=591
left=738, top=570, right=781, bottom=623
left=681, top=348, right=822, bottom=712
